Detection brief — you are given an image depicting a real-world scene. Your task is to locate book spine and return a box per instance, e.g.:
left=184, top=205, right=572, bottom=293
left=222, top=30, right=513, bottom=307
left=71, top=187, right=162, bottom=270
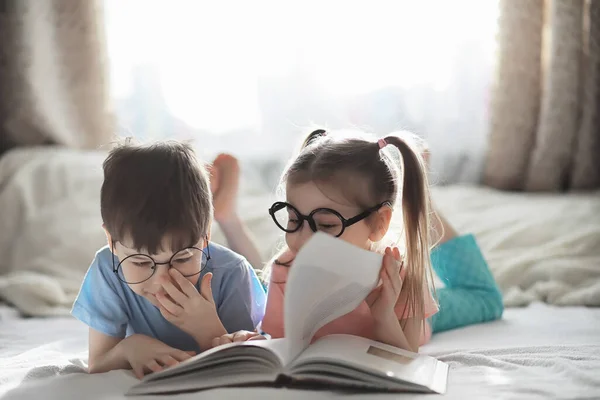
left=274, top=373, right=293, bottom=388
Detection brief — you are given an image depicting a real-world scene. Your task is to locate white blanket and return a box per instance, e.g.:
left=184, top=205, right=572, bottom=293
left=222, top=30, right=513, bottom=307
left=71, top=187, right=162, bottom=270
left=0, top=147, right=107, bottom=316
left=433, top=186, right=600, bottom=307
left=0, top=147, right=599, bottom=316
left=1, top=303, right=599, bottom=399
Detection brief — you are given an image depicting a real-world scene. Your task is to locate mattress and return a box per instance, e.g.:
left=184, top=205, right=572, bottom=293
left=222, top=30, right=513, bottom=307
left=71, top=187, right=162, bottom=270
left=1, top=302, right=599, bottom=400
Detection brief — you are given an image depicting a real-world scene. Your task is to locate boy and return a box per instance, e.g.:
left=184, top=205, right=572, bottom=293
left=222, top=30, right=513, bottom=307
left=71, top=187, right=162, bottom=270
left=71, top=140, right=266, bottom=379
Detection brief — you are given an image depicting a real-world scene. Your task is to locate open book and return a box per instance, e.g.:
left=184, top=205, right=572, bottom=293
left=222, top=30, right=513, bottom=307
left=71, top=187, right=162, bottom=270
left=126, top=233, right=448, bottom=396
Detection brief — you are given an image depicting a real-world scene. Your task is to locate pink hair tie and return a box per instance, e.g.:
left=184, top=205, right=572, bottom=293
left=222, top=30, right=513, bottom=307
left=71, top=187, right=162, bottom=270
left=377, top=138, right=387, bottom=149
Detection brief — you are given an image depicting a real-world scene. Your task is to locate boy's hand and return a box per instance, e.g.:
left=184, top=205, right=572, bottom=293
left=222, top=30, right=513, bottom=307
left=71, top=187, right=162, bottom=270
left=211, top=330, right=267, bottom=348
left=366, top=247, right=404, bottom=323
left=119, top=334, right=195, bottom=379
left=157, top=270, right=227, bottom=350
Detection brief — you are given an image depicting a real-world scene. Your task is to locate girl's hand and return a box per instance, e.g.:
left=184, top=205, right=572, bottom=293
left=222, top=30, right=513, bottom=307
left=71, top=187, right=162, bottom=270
left=365, top=247, right=404, bottom=323
left=211, top=330, right=267, bottom=348
left=156, top=270, right=227, bottom=350
left=119, top=334, right=195, bottom=379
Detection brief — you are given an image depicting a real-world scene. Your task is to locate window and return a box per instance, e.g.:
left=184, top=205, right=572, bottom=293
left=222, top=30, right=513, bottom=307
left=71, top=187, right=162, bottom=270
left=105, top=0, right=499, bottom=183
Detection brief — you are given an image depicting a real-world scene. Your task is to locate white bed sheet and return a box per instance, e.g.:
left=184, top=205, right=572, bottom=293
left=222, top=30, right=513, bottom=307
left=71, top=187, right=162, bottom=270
left=1, top=302, right=599, bottom=400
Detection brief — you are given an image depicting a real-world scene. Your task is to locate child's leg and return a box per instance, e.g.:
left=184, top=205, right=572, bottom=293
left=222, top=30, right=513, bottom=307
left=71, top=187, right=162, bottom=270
left=428, top=233, right=504, bottom=333
left=208, top=154, right=264, bottom=270
left=423, top=148, right=503, bottom=333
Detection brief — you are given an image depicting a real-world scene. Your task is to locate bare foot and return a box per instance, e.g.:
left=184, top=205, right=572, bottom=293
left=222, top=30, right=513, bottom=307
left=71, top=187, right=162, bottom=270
left=208, top=154, right=240, bottom=223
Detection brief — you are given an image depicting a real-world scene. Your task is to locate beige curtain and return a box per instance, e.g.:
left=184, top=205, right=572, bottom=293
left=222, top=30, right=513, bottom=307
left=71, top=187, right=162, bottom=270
left=0, top=0, right=114, bottom=155
left=484, top=0, right=600, bottom=191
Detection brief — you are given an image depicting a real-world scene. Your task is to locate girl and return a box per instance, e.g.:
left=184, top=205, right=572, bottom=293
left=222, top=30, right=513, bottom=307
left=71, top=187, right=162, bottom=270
left=211, top=129, right=504, bottom=352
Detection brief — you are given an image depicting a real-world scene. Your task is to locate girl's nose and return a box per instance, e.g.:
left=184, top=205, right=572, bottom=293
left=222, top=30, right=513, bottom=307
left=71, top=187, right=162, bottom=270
left=288, top=222, right=314, bottom=253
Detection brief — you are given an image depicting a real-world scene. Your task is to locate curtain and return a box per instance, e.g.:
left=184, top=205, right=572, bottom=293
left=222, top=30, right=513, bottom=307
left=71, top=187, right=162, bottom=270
left=484, top=0, right=600, bottom=191
left=0, top=0, right=114, bottom=156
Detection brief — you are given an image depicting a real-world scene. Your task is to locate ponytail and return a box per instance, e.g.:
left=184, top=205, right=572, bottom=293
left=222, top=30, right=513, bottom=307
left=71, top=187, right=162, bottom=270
left=381, top=135, right=433, bottom=328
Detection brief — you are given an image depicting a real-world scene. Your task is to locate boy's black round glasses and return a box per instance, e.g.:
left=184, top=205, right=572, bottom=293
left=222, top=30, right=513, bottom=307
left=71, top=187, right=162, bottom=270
left=269, top=201, right=391, bottom=238
left=111, top=239, right=211, bottom=285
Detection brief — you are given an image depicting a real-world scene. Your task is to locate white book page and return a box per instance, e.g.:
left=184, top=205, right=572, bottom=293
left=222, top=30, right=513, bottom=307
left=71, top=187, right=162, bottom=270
left=283, top=233, right=383, bottom=359
left=290, top=334, right=447, bottom=393
left=135, top=338, right=289, bottom=384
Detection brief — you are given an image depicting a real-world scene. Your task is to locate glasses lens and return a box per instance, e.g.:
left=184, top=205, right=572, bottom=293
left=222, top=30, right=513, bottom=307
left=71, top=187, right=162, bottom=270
left=118, top=254, right=155, bottom=284
left=311, top=209, right=344, bottom=236
left=272, top=204, right=302, bottom=232
left=170, top=247, right=208, bottom=277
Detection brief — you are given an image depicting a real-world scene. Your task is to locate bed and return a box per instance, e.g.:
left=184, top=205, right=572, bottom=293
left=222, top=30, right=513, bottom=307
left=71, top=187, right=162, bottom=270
left=1, top=303, right=599, bottom=399
left=0, top=147, right=599, bottom=399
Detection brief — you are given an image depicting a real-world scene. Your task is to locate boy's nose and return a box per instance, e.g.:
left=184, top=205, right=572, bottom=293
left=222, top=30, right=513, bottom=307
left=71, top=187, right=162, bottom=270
left=150, top=265, right=171, bottom=285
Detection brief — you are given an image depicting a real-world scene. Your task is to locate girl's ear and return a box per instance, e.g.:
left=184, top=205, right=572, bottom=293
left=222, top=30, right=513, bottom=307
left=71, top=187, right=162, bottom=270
left=368, top=205, right=393, bottom=242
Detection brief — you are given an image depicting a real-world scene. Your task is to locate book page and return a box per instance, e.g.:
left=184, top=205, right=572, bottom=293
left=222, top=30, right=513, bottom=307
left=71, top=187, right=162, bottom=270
left=290, top=334, right=448, bottom=394
left=134, top=338, right=289, bottom=384
left=283, top=232, right=383, bottom=360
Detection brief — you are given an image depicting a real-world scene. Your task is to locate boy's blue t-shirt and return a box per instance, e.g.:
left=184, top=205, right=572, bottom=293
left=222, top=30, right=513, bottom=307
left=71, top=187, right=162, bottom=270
left=71, top=242, right=267, bottom=352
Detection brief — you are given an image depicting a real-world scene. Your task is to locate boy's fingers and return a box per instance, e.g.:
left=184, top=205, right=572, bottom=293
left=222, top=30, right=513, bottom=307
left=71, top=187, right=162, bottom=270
left=200, top=273, right=215, bottom=304
left=161, top=281, right=188, bottom=305
left=158, top=305, right=172, bottom=321
left=159, top=355, right=179, bottom=367
left=169, top=269, right=199, bottom=298
left=156, top=294, right=183, bottom=317
left=132, top=364, right=145, bottom=380
left=171, top=349, right=193, bottom=362
left=146, top=360, right=163, bottom=373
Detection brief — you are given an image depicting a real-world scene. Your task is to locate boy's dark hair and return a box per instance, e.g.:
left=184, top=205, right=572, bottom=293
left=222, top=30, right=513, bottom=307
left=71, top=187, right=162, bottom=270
left=101, top=139, right=212, bottom=254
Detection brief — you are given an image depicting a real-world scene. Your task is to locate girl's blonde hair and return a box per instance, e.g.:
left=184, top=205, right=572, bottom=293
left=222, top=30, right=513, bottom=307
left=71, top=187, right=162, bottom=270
left=269, top=128, right=435, bottom=325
